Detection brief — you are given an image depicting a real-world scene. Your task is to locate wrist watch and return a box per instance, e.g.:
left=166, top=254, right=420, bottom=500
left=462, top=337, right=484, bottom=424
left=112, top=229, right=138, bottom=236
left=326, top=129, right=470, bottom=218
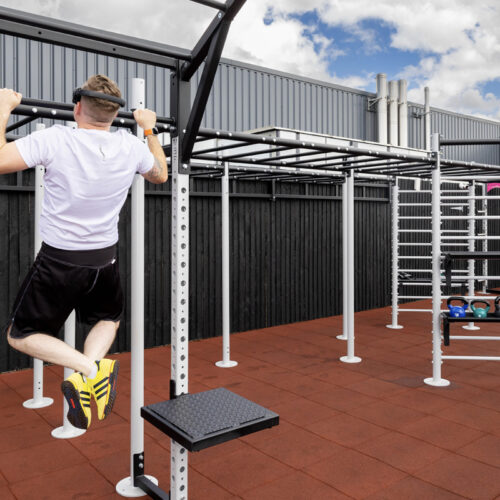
left=144, top=127, right=159, bottom=137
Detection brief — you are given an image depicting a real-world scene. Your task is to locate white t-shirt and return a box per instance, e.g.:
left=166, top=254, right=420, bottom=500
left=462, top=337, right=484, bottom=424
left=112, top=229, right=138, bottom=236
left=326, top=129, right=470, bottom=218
left=16, top=125, right=154, bottom=250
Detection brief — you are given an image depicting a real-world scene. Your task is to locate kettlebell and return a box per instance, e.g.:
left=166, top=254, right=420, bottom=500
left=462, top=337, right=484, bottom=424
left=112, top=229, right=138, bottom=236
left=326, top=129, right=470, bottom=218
left=447, top=297, right=468, bottom=317
left=494, top=297, right=500, bottom=317
left=470, top=300, right=490, bottom=319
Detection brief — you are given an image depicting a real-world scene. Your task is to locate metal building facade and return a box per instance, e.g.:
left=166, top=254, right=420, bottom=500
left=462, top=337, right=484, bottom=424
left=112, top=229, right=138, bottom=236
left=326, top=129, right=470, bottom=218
left=1, top=33, right=499, bottom=372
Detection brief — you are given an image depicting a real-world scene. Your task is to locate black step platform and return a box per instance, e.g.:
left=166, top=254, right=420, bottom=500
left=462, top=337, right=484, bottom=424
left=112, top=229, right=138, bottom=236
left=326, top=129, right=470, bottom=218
left=141, top=388, right=279, bottom=452
left=441, top=312, right=500, bottom=346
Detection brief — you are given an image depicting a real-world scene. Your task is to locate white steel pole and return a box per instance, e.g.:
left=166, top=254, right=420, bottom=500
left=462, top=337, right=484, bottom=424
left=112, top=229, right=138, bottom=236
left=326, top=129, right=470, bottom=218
left=117, top=78, right=158, bottom=496
left=23, top=122, right=53, bottom=411
left=482, top=183, right=488, bottom=293
left=424, top=133, right=450, bottom=387
left=387, top=180, right=403, bottom=329
left=169, top=140, right=190, bottom=500
left=398, top=80, right=408, bottom=148
left=376, top=73, right=387, bottom=144
left=341, top=173, right=361, bottom=364
left=337, top=180, right=348, bottom=340
left=388, top=81, right=399, bottom=146
left=424, top=87, right=431, bottom=150
left=216, top=162, right=237, bottom=367
left=463, top=182, right=479, bottom=331
left=52, top=311, right=85, bottom=438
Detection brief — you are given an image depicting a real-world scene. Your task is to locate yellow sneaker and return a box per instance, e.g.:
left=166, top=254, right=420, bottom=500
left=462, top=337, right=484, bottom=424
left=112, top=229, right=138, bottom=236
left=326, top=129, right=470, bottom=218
left=61, top=372, right=92, bottom=430
left=89, top=359, right=120, bottom=420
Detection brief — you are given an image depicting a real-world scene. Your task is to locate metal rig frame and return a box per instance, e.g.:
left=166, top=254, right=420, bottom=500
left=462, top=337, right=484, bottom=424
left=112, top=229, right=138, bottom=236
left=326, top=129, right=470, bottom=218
left=4, top=3, right=500, bottom=498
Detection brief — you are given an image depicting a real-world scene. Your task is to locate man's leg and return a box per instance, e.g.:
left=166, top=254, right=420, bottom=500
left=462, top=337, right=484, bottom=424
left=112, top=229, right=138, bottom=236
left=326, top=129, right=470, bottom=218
left=83, top=320, right=120, bottom=361
left=7, top=324, right=94, bottom=376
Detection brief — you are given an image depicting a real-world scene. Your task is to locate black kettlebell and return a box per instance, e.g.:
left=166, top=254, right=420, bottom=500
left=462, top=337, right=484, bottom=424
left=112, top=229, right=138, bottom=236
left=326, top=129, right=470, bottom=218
left=495, top=297, right=500, bottom=317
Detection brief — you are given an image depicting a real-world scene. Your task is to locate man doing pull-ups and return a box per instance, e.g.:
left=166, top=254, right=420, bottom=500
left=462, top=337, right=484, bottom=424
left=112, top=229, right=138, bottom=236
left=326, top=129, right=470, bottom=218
left=0, top=74, right=168, bottom=430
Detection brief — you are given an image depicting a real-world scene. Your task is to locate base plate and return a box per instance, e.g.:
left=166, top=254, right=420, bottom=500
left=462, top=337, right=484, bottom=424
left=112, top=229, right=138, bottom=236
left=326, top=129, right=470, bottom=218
left=336, top=334, right=347, bottom=340
left=462, top=324, right=480, bottom=330
left=215, top=360, right=238, bottom=368
left=386, top=324, right=404, bottom=330
left=23, top=396, right=54, bottom=409
left=340, top=355, right=362, bottom=364
left=423, top=377, right=451, bottom=387
left=116, top=476, right=159, bottom=498
left=51, top=425, right=86, bottom=439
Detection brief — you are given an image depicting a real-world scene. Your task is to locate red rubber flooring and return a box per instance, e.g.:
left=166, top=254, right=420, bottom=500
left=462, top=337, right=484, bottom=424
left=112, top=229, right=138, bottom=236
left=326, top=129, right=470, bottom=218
left=2, top=301, right=500, bottom=499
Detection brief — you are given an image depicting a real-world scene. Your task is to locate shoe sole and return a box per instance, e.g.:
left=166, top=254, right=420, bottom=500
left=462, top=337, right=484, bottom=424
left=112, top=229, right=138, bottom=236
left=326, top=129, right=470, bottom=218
left=102, top=360, right=120, bottom=420
left=61, top=380, right=88, bottom=430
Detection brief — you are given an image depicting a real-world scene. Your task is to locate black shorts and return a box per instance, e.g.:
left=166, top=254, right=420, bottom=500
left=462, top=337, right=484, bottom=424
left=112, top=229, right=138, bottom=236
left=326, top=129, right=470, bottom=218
left=6, top=242, right=124, bottom=339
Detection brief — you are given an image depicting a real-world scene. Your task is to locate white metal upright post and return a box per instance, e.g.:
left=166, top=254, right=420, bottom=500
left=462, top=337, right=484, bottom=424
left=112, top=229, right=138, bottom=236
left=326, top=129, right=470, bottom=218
left=388, top=81, right=399, bottom=146
left=463, top=181, right=479, bottom=330
left=376, top=74, right=387, bottom=144
left=24, top=123, right=53, bottom=411
left=52, top=311, right=85, bottom=438
left=169, top=136, right=190, bottom=500
left=117, top=78, right=158, bottom=496
left=217, top=162, right=238, bottom=368
left=337, top=180, right=348, bottom=340
left=387, top=180, right=403, bottom=329
left=424, top=87, right=431, bottom=151
left=424, top=133, right=450, bottom=387
left=341, top=173, right=361, bottom=364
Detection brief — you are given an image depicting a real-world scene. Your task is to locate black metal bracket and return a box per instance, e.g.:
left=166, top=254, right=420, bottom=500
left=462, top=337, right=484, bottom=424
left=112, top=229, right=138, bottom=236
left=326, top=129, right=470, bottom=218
left=133, top=452, right=170, bottom=500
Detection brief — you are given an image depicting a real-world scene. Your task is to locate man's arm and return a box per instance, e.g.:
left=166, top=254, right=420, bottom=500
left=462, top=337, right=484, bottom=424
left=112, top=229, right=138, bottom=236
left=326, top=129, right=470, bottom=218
left=0, top=89, right=29, bottom=175
left=133, top=109, right=168, bottom=184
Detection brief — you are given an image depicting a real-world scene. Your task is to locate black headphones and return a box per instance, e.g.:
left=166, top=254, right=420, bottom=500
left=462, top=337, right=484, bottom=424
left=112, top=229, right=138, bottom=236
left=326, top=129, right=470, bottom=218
left=72, top=88, right=126, bottom=108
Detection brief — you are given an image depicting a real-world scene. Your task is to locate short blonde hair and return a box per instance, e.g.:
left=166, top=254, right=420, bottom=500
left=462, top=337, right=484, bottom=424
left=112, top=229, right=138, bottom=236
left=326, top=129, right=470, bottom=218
left=80, top=74, right=122, bottom=123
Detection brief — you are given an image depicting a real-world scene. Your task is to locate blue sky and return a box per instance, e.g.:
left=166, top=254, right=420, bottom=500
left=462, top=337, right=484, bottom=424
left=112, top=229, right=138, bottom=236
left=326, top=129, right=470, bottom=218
left=2, top=0, right=500, bottom=121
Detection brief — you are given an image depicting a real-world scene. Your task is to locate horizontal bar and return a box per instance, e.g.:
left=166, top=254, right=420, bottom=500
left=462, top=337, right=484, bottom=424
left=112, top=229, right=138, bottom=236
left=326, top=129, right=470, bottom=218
left=0, top=8, right=187, bottom=68
left=441, top=236, right=500, bottom=240
left=441, top=138, right=500, bottom=146
left=190, top=0, right=227, bottom=10
left=442, top=356, right=500, bottom=361
left=398, top=256, right=432, bottom=259
left=5, top=115, right=37, bottom=132
left=442, top=215, right=499, bottom=220
left=441, top=196, right=500, bottom=200
left=399, top=295, right=495, bottom=300
left=19, top=97, right=174, bottom=125
left=12, top=104, right=135, bottom=128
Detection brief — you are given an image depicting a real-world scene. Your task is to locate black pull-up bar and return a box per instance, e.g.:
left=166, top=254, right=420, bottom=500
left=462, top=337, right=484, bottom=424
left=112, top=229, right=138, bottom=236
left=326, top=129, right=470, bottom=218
left=190, top=0, right=227, bottom=11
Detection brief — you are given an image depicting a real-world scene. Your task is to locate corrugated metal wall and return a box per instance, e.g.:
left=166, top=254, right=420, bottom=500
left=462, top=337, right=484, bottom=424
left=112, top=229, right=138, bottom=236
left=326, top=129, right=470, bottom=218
left=1, top=33, right=499, bottom=372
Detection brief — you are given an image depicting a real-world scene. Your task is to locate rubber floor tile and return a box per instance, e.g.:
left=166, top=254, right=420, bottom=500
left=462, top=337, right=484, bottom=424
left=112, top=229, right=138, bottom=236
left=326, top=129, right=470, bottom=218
left=0, top=420, right=54, bottom=454
left=242, top=471, right=351, bottom=500
left=189, top=436, right=248, bottom=466
left=399, top=415, right=484, bottom=451
left=305, top=413, right=389, bottom=448
left=365, top=476, right=468, bottom=500
left=0, top=485, right=16, bottom=500
left=253, top=427, right=339, bottom=469
left=0, top=439, right=86, bottom=483
left=312, top=365, right=371, bottom=386
left=69, top=421, right=136, bottom=460
left=446, top=367, right=500, bottom=391
left=345, top=377, right=409, bottom=399
left=0, top=379, right=22, bottom=408
left=304, top=446, right=406, bottom=498
left=415, top=454, right=500, bottom=499
left=191, top=447, right=291, bottom=495
left=270, top=396, right=338, bottom=426
left=306, top=386, right=378, bottom=412
left=0, top=400, right=47, bottom=429
left=347, top=400, right=427, bottom=431
left=458, top=434, right=500, bottom=468
left=437, top=401, right=500, bottom=435
left=240, top=419, right=297, bottom=447
left=189, top=468, right=238, bottom=500
left=356, top=431, right=451, bottom=474
left=222, top=378, right=298, bottom=407
left=385, top=387, right=458, bottom=415
left=262, top=370, right=336, bottom=396
left=10, top=462, right=115, bottom=500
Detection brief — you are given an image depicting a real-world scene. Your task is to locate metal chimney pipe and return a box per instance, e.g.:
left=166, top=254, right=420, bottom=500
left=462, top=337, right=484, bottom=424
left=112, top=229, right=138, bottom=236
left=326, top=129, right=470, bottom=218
left=388, top=80, right=399, bottom=146
left=376, top=73, right=387, bottom=144
left=398, top=79, right=408, bottom=147
left=424, top=86, right=431, bottom=150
